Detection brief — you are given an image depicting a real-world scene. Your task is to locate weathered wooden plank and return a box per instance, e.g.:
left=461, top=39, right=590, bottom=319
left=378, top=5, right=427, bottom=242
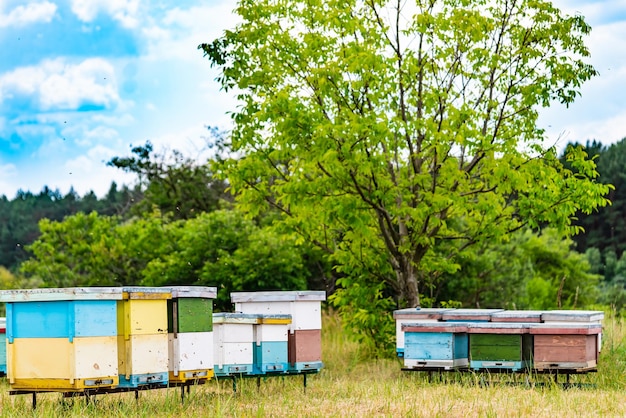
left=231, top=291, right=326, bottom=303
left=441, top=309, right=504, bottom=322
left=491, top=310, right=544, bottom=323
left=0, top=287, right=123, bottom=302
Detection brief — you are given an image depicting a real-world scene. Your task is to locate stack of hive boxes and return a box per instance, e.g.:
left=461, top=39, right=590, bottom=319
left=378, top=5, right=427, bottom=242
left=231, top=291, right=326, bottom=373
left=395, top=308, right=604, bottom=372
left=213, top=312, right=291, bottom=377
left=0, top=287, right=123, bottom=392
left=0, top=286, right=218, bottom=394
left=165, top=286, right=217, bottom=383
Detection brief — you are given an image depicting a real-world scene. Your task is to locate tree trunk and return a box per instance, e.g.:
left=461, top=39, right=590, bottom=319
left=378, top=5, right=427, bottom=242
left=398, top=254, right=420, bottom=308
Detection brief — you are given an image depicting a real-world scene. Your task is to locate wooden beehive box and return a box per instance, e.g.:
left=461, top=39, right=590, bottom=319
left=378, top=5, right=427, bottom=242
left=213, top=313, right=258, bottom=376
left=541, top=310, right=604, bottom=352
left=467, top=323, right=532, bottom=371
left=231, top=291, right=326, bottom=372
left=401, top=322, right=469, bottom=370
left=441, top=309, right=504, bottom=322
left=0, top=287, right=123, bottom=391
left=117, top=287, right=170, bottom=388
left=529, top=323, right=602, bottom=371
left=165, top=286, right=217, bottom=383
left=392, top=308, right=452, bottom=358
left=254, top=314, right=291, bottom=374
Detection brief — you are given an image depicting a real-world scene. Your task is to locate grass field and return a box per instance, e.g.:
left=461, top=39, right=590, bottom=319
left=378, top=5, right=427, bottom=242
left=1, top=312, right=626, bottom=417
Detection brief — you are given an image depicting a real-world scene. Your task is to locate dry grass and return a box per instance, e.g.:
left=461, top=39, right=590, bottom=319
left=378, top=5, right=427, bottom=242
left=1, top=311, right=626, bottom=417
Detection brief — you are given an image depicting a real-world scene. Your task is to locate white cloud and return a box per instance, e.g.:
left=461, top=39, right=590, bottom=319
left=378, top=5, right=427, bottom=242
left=0, top=58, right=120, bottom=111
left=0, top=1, right=57, bottom=28
left=142, top=3, right=240, bottom=62
left=70, top=0, right=140, bottom=28
left=0, top=163, right=18, bottom=197
left=63, top=145, right=136, bottom=196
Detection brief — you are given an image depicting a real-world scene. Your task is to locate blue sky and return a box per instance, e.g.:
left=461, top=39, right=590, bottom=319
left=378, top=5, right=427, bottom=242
left=1, top=0, right=625, bottom=198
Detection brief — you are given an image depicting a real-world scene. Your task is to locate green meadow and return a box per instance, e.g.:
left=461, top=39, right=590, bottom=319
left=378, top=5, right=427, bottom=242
left=1, top=312, right=625, bottom=417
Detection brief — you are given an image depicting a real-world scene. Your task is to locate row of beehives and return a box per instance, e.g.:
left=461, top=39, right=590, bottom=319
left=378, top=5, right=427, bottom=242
left=0, top=287, right=326, bottom=393
left=393, top=308, right=604, bottom=372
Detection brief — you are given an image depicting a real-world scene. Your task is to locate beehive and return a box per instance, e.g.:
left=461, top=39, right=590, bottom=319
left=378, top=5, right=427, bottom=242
left=231, top=291, right=326, bottom=372
left=254, top=315, right=291, bottom=374
left=117, top=287, right=170, bottom=388
left=541, top=310, right=604, bottom=352
left=467, top=322, right=532, bottom=371
left=164, top=286, right=217, bottom=383
left=401, top=322, right=469, bottom=370
left=213, top=313, right=258, bottom=376
left=0, top=287, right=122, bottom=391
left=392, top=308, right=452, bottom=358
left=530, top=323, right=602, bottom=371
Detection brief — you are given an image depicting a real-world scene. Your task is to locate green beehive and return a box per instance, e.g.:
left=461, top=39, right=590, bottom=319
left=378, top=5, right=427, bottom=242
left=165, top=287, right=217, bottom=333
left=468, top=323, right=532, bottom=371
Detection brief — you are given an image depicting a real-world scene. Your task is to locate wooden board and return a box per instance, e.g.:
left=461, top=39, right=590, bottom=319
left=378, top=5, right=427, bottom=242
left=441, top=309, right=504, bottom=322
left=288, top=329, right=322, bottom=364
left=168, top=298, right=213, bottom=333
left=168, top=331, right=213, bottom=378
left=533, top=334, right=597, bottom=365
left=117, top=299, right=168, bottom=337
left=7, top=300, right=118, bottom=340
left=8, top=336, right=118, bottom=390
left=117, top=334, right=169, bottom=377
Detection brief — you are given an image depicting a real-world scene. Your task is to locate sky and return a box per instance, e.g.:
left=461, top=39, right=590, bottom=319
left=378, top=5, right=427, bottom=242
left=0, top=0, right=625, bottom=199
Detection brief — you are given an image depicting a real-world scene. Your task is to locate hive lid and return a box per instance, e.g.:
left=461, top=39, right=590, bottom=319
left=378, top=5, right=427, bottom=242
left=402, top=322, right=468, bottom=333
left=122, top=286, right=172, bottom=300
left=467, top=322, right=530, bottom=334
left=491, top=310, right=545, bottom=323
left=257, top=314, right=292, bottom=324
left=163, top=286, right=217, bottom=299
left=231, top=291, right=326, bottom=303
left=393, top=308, right=452, bottom=319
left=0, top=287, right=124, bottom=302
left=213, top=312, right=263, bottom=324
left=540, top=310, right=604, bottom=322
left=528, top=323, right=602, bottom=335
left=441, top=309, right=504, bottom=321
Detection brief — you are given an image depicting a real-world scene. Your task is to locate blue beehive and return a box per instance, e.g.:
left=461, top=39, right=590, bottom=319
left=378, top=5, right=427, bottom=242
left=253, top=314, right=291, bottom=374
left=392, top=308, right=452, bottom=358
left=402, top=322, right=469, bottom=370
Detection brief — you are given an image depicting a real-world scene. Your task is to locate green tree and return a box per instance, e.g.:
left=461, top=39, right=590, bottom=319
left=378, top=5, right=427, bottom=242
left=19, top=211, right=173, bottom=287
left=141, top=210, right=309, bottom=310
left=108, top=141, right=231, bottom=220
left=202, top=0, right=610, bottom=309
left=437, top=228, right=599, bottom=309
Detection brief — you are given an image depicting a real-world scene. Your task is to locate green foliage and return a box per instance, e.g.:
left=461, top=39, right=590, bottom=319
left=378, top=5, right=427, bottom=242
left=202, top=0, right=610, bottom=326
left=19, top=212, right=148, bottom=287
left=329, top=278, right=396, bottom=358
left=438, top=228, right=600, bottom=309
left=141, top=210, right=309, bottom=311
left=0, top=184, right=137, bottom=271
left=108, top=141, right=231, bottom=220
left=21, top=207, right=310, bottom=309
left=567, top=138, right=626, bottom=257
